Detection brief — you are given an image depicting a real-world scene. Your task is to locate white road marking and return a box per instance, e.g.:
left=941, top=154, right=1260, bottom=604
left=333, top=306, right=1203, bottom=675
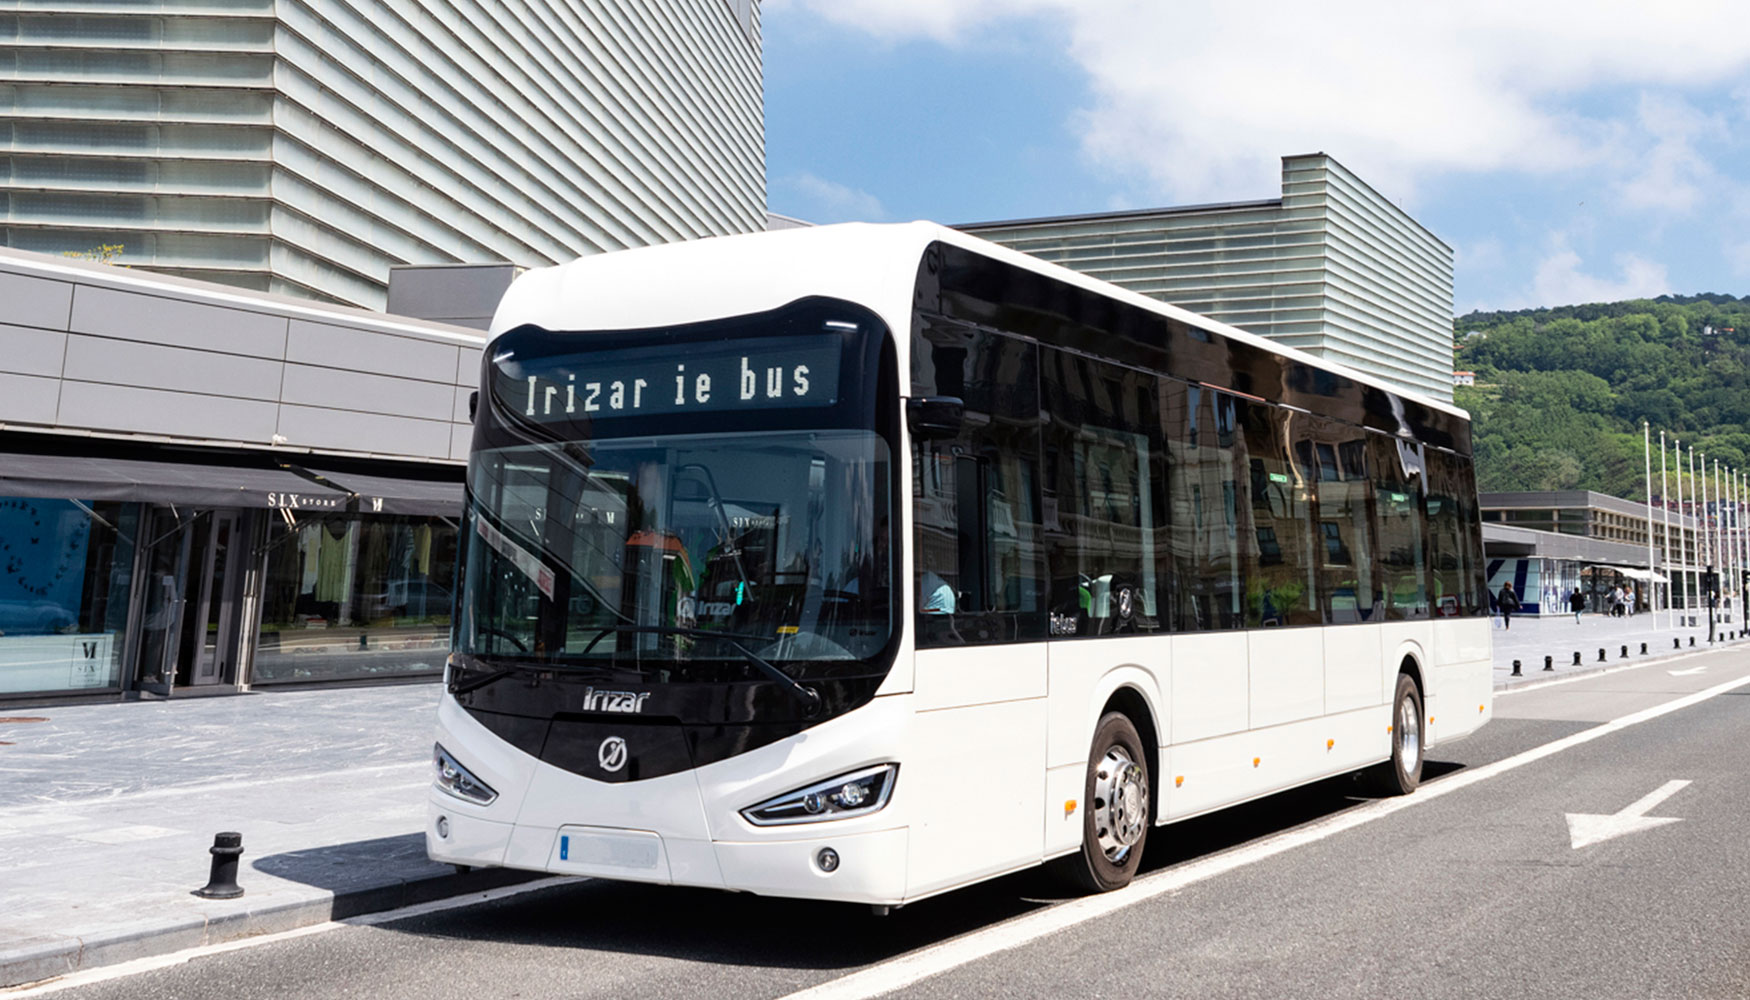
left=0, top=877, right=581, bottom=996
left=1668, top=666, right=1707, bottom=676
left=1565, top=779, right=1691, bottom=849
left=777, top=671, right=1750, bottom=1000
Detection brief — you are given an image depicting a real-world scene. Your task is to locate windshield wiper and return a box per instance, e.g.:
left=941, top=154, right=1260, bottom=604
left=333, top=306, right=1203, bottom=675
left=580, top=624, right=821, bottom=716
left=448, top=656, right=618, bottom=697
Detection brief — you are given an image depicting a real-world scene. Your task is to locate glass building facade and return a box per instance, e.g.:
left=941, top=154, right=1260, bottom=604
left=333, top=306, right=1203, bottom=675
left=0, top=0, right=766, bottom=309
left=960, top=154, right=1456, bottom=403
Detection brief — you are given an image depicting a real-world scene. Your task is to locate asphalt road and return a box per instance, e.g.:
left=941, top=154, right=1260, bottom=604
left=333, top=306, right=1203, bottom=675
left=24, top=649, right=1750, bottom=1000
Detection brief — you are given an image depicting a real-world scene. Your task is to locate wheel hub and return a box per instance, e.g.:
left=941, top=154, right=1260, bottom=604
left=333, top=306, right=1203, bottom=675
left=1093, top=746, right=1148, bottom=862
left=1399, top=698, right=1422, bottom=772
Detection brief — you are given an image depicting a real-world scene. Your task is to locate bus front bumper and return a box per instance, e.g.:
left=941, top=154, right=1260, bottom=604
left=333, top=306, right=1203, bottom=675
left=426, top=800, right=909, bottom=904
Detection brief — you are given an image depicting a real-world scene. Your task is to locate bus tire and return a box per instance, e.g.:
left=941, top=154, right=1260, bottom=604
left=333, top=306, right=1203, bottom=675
left=1051, top=711, right=1150, bottom=893
left=1365, top=672, right=1424, bottom=795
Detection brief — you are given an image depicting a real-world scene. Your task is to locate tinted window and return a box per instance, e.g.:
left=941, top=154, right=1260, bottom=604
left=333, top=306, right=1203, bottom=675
left=1368, top=432, right=1429, bottom=620
left=1039, top=348, right=1164, bottom=636
left=1240, top=402, right=1319, bottom=626
left=1166, top=382, right=1247, bottom=630
left=912, top=320, right=1046, bottom=646
left=1426, top=448, right=1488, bottom=617
left=1311, top=420, right=1380, bottom=623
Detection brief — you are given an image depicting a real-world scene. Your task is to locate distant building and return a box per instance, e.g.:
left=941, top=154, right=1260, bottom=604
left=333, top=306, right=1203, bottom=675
left=1453, top=371, right=1475, bottom=386
left=959, top=153, right=1455, bottom=402
left=1481, top=491, right=1703, bottom=617
left=0, top=1, right=766, bottom=309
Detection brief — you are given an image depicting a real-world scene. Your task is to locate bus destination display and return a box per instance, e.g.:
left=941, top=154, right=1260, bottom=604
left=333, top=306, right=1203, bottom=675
left=498, top=334, right=842, bottom=421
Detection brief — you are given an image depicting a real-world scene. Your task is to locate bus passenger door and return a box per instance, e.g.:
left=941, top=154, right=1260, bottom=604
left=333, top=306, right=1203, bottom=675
left=906, top=322, right=1049, bottom=898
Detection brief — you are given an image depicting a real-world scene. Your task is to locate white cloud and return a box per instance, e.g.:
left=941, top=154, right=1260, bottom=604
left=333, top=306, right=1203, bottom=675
left=1614, top=94, right=1726, bottom=214
left=1530, top=249, right=1669, bottom=307
left=772, top=172, right=889, bottom=223
left=1457, top=238, right=1506, bottom=273
left=1727, top=241, right=1750, bottom=280
left=772, top=0, right=1750, bottom=205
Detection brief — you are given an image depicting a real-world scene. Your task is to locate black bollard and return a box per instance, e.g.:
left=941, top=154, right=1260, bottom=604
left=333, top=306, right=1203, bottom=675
left=1640, top=643, right=1647, bottom=655
left=1689, top=636, right=1696, bottom=646
left=1675, top=638, right=1682, bottom=649
left=1620, top=645, right=1628, bottom=659
left=1544, top=655, right=1554, bottom=672
left=1598, top=648, right=1607, bottom=662
left=1573, top=651, right=1581, bottom=666
left=195, top=832, right=245, bottom=899
left=1511, top=659, right=1522, bottom=676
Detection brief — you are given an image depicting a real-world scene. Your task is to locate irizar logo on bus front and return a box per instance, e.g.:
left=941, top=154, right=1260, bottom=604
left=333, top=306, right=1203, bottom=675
left=581, top=687, right=651, bottom=714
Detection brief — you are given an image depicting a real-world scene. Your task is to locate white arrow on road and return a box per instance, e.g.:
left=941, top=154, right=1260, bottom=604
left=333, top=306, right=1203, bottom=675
left=1566, top=779, right=1691, bottom=849
left=1668, top=666, right=1708, bottom=676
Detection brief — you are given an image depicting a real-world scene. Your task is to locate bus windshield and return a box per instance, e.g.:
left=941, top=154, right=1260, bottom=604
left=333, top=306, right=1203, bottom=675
left=455, top=297, right=899, bottom=684
left=460, top=430, right=892, bottom=675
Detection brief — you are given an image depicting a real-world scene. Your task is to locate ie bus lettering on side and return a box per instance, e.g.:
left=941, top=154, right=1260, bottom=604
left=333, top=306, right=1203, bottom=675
left=506, top=335, right=841, bottom=421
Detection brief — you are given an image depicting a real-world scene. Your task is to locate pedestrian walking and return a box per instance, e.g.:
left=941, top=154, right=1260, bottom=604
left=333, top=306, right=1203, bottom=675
left=1497, top=582, right=1520, bottom=630
left=1625, top=584, right=1636, bottom=617
left=1569, top=587, right=1586, bottom=624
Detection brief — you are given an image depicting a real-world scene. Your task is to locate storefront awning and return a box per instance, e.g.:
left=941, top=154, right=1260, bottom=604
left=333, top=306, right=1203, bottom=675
left=0, top=452, right=353, bottom=510
left=306, top=467, right=463, bottom=517
left=1593, top=564, right=1670, bottom=584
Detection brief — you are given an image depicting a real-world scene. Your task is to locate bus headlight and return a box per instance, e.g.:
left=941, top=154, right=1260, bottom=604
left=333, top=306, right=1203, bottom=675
left=433, top=743, right=498, bottom=805
left=740, top=764, right=897, bottom=826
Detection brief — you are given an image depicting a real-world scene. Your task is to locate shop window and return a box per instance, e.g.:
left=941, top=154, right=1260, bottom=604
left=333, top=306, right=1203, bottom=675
left=254, top=514, right=457, bottom=683
left=0, top=497, right=137, bottom=696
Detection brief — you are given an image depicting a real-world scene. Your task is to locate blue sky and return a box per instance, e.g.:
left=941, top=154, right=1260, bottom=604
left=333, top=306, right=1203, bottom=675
left=763, top=1, right=1750, bottom=316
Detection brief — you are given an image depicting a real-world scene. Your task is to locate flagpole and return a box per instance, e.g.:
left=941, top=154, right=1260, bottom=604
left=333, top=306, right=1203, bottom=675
left=1660, top=434, right=1671, bottom=628
left=1675, top=439, right=1685, bottom=623
left=1691, top=445, right=1700, bottom=622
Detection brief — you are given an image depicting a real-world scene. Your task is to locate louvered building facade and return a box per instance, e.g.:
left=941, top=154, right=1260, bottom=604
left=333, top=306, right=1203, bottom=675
left=961, top=153, right=1455, bottom=402
left=0, top=0, right=765, bottom=309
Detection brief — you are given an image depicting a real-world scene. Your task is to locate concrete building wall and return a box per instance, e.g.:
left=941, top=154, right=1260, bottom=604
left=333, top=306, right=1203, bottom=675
left=960, top=153, right=1455, bottom=403
left=0, top=246, right=482, bottom=463
left=0, top=0, right=765, bottom=309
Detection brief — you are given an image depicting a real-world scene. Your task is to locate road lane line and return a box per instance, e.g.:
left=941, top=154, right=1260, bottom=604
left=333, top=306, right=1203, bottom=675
left=1, top=877, right=580, bottom=996
left=778, top=670, right=1750, bottom=1000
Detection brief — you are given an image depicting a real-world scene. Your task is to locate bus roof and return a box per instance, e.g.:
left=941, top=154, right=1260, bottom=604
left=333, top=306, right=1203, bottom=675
left=490, top=221, right=1467, bottom=421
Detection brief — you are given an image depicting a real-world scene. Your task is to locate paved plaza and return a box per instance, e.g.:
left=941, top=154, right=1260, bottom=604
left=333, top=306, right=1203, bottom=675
left=2, top=617, right=1746, bottom=987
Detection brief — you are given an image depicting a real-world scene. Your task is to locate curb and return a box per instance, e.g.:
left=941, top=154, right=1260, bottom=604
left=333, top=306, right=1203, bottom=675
left=1, top=866, right=543, bottom=990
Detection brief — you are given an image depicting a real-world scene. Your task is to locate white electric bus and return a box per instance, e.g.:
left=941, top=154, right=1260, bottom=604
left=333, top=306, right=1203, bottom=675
left=428, top=222, right=1493, bottom=906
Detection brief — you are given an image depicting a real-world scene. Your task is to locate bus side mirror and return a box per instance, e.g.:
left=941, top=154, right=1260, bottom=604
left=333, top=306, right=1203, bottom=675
left=469, top=391, right=479, bottom=422
left=906, top=396, right=964, bottom=440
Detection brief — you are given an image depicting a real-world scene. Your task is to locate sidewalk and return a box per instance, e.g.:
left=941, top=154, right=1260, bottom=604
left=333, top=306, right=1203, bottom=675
left=1489, top=609, right=1745, bottom=688
left=4, top=617, right=1748, bottom=989
left=0, top=684, right=530, bottom=989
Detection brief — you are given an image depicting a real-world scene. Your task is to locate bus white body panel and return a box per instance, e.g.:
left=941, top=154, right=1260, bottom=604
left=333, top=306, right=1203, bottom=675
left=437, top=222, right=1495, bottom=906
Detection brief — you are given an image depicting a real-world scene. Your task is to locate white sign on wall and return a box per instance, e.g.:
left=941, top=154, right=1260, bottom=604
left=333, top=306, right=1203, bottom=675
left=0, top=633, right=117, bottom=695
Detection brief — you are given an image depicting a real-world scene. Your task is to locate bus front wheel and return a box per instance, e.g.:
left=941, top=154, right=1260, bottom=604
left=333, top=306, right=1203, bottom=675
left=1364, top=673, right=1424, bottom=795
left=1051, top=711, right=1150, bottom=893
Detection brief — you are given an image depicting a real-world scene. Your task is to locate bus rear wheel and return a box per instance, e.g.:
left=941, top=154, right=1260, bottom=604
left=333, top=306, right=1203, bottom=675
left=1051, top=711, right=1150, bottom=893
left=1364, top=672, right=1424, bottom=795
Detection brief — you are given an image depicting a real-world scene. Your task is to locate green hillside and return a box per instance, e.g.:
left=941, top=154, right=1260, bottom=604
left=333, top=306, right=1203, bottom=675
left=1453, top=295, right=1750, bottom=497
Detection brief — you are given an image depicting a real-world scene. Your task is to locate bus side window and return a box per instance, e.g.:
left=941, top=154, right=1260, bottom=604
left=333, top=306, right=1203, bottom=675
left=911, top=324, right=1045, bottom=647
left=1367, top=431, right=1429, bottom=619
left=1312, top=418, right=1378, bottom=624
left=1039, top=347, right=1163, bottom=637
